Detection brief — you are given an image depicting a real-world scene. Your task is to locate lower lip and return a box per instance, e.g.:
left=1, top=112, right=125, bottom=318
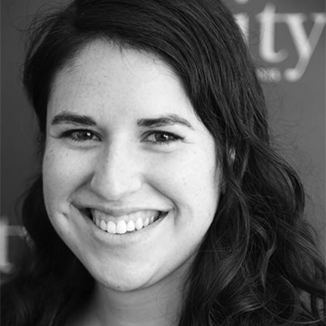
left=81, top=210, right=168, bottom=244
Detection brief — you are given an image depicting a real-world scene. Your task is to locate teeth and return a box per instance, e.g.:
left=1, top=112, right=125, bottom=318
left=91, top=210, right=166, bottom=235
left=116, top=220, right=127, bottom=234
left=135, top=218, right=143, bottom=230
left=107, top=221, right=116, bottom=234
left=126, top=220, right=135, bottom=232
left=100, top=220, right=107, bottom=231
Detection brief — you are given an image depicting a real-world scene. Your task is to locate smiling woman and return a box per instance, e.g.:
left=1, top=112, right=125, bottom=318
left=44, top=42, right=220, bottom=299
left=1, top=0, right=325, bottom=326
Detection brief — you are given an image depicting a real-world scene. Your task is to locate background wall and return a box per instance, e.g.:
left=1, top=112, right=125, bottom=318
left=1, top=0, right=325, bottom=269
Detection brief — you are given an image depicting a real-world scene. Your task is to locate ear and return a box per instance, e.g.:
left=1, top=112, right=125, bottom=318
left=229, top=148, right=236, bottom=162
left=219, top=148, right=236, bottom=194
left=216, top=165, right=226, bottom=195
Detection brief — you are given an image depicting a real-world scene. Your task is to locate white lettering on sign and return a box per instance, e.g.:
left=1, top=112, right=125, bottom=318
left=257, top=67, right=282, bottom=83
left=284, top=13, right=326, bottom=81
left=256, top=4, right=287, bottom=63
left=234, top=3, right=326, bottom=82
left=234, top=13, right=250, bottom=41
left=0, top=218, right=27, bottom=272
left=234, top=0, right=249, bottom=3
left=0, top=218, right=10, bottom=271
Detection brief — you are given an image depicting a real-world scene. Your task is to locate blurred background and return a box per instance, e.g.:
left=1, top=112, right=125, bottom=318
left=1, top=0, right=325, bottom=270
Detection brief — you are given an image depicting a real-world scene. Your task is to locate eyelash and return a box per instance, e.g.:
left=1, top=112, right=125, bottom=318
left=143, top=131, right=183, bottom=145
left=59, top=129, right=183, bottom=145
left=59, top=129, right=101, bottom=143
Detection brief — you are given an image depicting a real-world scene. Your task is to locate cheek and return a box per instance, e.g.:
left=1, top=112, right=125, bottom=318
left=43, top=149, right=69, bottom=198
left=42, top=147, right=91, bottom=241
left=42, top=147, right=91, bottom=206
left=149, top=148, right=220, bottom=219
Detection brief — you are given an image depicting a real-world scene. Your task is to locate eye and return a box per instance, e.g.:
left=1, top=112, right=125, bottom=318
left=144, top=131, right=183, bottom=145
left=60, top=129, right=101, bottom=143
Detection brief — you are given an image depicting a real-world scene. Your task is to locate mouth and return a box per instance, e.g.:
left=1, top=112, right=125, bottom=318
left=84, top=209, right=168, bottom=235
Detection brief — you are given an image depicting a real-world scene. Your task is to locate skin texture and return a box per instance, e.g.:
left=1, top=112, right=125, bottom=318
left=43, top=40, right=222, bottom=325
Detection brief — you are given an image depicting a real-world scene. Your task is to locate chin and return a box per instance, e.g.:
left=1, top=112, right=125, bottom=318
left=95, top=269, right=156, bottom=293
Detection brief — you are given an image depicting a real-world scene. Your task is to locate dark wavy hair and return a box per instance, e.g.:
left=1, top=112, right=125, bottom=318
left=1, top=0, right=325, bottom=325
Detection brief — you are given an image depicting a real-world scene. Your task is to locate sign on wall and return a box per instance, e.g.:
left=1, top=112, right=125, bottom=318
left=233, top=0, right=326, bottom=82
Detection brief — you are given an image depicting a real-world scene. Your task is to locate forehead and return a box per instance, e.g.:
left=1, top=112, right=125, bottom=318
left=48, top=39, right=196, bottom=119
left=52, top=39, right=175, bottom=90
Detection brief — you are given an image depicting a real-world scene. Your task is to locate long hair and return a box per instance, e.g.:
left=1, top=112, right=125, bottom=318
left=2, top=0, right=325, bottom=325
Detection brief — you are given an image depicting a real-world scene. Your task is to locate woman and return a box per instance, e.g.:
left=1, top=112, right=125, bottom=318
left=1, top=0, right=325, bottom=325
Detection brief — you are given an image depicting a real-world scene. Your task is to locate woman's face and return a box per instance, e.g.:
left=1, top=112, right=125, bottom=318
left=43, top=40, right=222, bottom=292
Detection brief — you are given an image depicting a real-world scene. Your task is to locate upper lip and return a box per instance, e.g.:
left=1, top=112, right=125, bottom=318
left=76, top=205, right=168, bottom=217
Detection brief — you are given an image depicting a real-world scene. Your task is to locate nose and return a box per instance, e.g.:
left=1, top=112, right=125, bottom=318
left=90, top=142, right=143, bottom=201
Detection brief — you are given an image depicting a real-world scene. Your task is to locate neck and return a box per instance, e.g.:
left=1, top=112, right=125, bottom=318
left=79, top=267, right=188, bottom=326
left=96, top=283, right=182, bottom=326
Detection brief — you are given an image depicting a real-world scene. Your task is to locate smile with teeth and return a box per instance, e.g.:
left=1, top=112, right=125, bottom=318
left=90, top=210, right=164, bottom=235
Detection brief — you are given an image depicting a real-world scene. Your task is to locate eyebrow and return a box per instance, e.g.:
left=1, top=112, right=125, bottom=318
left=51, top=112, right=194, bottom=130
left=137, top=114, right=194, bottom=130
left=51, top=112, right=97, bottom=126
